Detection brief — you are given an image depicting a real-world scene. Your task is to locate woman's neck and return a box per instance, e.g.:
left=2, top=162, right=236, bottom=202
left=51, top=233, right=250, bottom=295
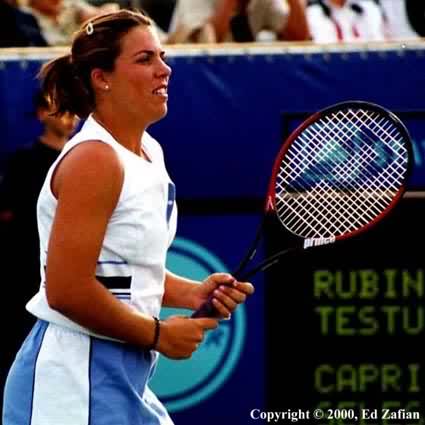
left=92, top=111, right=147, bottom=158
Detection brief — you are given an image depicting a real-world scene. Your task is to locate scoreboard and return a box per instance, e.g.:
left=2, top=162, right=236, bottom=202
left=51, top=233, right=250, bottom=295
left=265, top=195, right=424, bottom=424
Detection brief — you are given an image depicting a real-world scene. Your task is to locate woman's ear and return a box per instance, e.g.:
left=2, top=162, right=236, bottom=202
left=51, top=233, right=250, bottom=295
left=90, top=68, right=111, bottom=92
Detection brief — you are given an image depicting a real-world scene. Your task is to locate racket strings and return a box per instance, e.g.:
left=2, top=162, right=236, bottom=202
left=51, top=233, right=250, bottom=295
left=278, top=151, right=372, bottom=234
left=289, top=113, right=404, bottom=192
left=277, top=187, right=342, bottom=236
left=279, top=194, right=349, bottom=237
left=276, top=180, right=372, bottom=238
left=311, top=109, right=407, bottom=185
left=284, top=126, right=395, bottom=228
left=288, top=115, right=404, bottom=229
left=280, top=107, right=406, bottom=234
left=323, top=112, right=407, bottom=205
left=275, top=107, right=409, bottom=239
left=330, top=110, right=408, bottom=184
left=304, top=117, right=401, bottom=213
left=317, top=113, right=404, bottom=189
left=353, top=112, right=408, bottom=183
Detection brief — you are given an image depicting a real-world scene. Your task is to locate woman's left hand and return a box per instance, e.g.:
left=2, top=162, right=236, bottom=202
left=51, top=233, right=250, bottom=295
left=194, top=273, right=254, bottom=319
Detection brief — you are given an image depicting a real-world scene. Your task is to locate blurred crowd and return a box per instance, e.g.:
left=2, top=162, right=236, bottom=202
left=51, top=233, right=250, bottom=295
left=1, top=0, right=424, bottom=48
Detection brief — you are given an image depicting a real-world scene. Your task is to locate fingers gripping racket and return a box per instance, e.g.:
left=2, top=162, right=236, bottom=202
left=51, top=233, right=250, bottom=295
left=192, top=101, right=413, bottom=318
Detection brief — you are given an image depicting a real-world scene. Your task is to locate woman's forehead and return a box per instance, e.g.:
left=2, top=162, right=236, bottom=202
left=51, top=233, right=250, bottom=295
left=120, top=26, right=162, bottom=56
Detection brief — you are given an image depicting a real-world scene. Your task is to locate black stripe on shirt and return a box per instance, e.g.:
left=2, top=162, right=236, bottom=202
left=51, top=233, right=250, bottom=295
left=96, top=275, right=132, bottom=289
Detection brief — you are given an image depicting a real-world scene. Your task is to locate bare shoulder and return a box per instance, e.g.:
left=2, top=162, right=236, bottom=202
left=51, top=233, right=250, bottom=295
left=53, top=140, right=124, bottom=201
left=59, top=140, right=122, bottom=173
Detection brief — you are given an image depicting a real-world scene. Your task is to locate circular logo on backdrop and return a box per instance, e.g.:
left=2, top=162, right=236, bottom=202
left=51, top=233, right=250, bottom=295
left=150, top=237, right=246, bottom=412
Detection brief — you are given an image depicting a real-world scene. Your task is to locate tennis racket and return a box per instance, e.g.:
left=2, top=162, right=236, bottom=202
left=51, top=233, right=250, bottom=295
left=192, top=100, right=413, bottom=318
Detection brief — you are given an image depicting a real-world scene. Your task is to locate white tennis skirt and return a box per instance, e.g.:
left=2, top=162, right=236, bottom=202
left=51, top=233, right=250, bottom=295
left=2, top=319, right=174, bottom=425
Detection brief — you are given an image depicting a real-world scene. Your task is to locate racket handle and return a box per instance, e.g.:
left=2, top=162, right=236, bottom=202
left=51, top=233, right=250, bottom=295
left=191, top=296, right=220, bottom=318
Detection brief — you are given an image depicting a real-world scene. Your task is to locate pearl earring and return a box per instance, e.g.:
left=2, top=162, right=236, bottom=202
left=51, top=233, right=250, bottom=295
left=105, top=85, right=109, bottom=90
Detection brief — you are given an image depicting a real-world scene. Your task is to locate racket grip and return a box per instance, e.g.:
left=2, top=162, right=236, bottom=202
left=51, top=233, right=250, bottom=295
left=191, top=296, right=220, bottom=318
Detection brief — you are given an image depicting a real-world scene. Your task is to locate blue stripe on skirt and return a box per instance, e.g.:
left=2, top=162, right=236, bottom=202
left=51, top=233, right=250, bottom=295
left=3, top=320, right=173, bottom=425
left=89, top=336, right=169, bottom=425
left=2, top=320, right=48, bottom=425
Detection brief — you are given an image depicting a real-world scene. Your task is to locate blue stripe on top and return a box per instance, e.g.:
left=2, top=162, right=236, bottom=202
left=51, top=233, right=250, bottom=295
left=96, top=260, right=128, bottom=265
left=166, top=183, right=176, bottom=225
left=115, top=294, right=131, bottom=300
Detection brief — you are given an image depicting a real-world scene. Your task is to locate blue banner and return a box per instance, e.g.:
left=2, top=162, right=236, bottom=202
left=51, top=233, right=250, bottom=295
left=1, top=45, right=425, bottom=195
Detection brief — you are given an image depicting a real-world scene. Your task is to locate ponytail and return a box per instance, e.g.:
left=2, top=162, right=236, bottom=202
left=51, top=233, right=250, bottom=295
left=38, top=54, right=94, bottom=118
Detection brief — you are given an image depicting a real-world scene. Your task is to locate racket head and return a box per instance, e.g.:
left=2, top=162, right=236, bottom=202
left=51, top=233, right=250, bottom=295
left=266, top=101, right=413, bottom=243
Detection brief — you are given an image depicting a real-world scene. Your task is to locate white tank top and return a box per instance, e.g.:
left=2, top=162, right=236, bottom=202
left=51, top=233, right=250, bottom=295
left=26, top=115, right=177, bottom=339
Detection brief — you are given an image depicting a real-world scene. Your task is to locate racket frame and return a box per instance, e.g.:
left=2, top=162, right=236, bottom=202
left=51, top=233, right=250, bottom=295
left=266, top=101, right=413, bottom=244
left=192, top=101, right=413, bottom=318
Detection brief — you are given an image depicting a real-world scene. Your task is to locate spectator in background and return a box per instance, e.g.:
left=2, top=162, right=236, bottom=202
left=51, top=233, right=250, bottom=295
left=306, top=0, right=386, bottom=43
left=0, top=92, right=78, bottom=285
left=404, top=0, right=425, bottom=37
left=21, top=0, right=120, bottom=45
left=166, top=0, right=310, bottom=44
left=381, top=0, right=424, bottom=40
left=141, top=0, right=176, bottom=34
left=0, top=0, right=47, bottom=47
left=0, top=92, right=78, bottom=407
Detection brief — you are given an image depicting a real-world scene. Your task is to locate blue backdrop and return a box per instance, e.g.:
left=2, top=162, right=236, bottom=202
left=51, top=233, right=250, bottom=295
left=1, top=44, right=425, bottom=194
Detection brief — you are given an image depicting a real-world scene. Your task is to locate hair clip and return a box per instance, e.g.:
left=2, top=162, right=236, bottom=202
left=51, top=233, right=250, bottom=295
left=86, top=22, right=94, bottom=35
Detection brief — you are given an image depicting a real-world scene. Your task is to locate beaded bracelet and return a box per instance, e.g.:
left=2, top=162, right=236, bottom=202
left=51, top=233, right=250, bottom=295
left=147, top=316, right=160, bottom=351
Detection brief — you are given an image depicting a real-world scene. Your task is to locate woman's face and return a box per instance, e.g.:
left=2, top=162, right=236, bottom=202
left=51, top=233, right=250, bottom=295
left=104, top=25, right=172, bottom=126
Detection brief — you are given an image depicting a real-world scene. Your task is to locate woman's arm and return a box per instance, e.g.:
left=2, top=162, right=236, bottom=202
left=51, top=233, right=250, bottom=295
left=279, top=0, right=311, bottom=41
left=163, top=271, right=200, bottom=310
left=207, top=0, right=239, bottom=42
left=46, top=141, right=157, bottom=346
left=46, top=141, right=218, bottom=358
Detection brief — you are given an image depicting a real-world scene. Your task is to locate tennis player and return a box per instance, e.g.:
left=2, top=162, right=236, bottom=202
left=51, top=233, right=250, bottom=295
left=2, top=10, right=254, bottom=425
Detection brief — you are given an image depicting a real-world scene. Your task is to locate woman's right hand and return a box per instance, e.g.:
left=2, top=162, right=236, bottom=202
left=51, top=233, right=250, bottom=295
left=156, top=315, right=219, bottom=359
